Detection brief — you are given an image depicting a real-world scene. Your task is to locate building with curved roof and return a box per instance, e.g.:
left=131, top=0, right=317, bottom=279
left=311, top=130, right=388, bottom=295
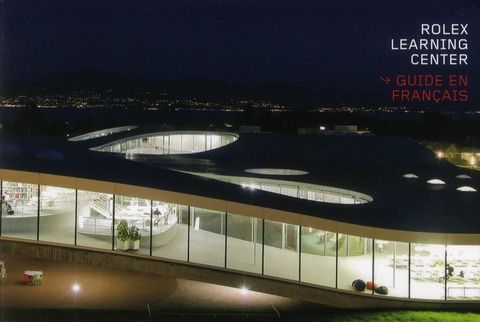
left=0, top=128, right=479, bottom=304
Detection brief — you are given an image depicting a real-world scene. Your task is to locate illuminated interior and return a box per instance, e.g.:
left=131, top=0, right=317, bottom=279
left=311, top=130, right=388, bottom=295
left=187, top=172, right=373, bottom=204
left=2, top=179, right=478, bottom=301
left=92, top=131, right=238, bottom=155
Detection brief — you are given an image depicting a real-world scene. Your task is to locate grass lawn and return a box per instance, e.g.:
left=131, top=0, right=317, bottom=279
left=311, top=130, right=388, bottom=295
left=288, top=310, right=480, bottom=322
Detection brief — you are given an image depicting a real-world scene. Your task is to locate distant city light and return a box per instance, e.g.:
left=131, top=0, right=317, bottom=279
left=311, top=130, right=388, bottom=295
left=436, top=151, right=444, bottom=159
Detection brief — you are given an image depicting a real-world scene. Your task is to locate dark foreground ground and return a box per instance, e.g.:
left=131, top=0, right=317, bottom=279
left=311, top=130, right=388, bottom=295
left=0, top=253, right=315, bottom=321
left=1, top=254, right=479, bottom=321
left=2, top=308, right=480, bottom=322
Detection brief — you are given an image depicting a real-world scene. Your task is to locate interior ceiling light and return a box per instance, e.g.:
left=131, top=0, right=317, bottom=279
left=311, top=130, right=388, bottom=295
left=427, top=179, right=445, bottom=185
left=456, top=186, right=477, bottom=192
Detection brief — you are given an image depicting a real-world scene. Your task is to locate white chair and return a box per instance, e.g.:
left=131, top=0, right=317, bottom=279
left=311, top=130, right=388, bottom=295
left=0, top=267, right=7, bottom=284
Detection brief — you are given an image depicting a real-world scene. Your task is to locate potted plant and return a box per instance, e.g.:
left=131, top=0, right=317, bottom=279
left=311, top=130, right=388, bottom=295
left=116, top=220, right=129, bottom=250
left=128, top=225, right=141, bottom=250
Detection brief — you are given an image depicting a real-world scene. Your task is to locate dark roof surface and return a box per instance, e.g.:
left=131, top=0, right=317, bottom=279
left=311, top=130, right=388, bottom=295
left=0, top=131, right=478, bottom=234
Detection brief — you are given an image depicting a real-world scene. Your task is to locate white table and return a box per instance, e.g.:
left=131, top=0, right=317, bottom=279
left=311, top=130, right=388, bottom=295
left=24, top=270, right=43, bottom=285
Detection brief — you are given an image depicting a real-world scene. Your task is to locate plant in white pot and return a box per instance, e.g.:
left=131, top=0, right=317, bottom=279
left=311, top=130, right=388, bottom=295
left=116, top=220, right=130, bottom=251
left=128, top=226, right=141, bottom=250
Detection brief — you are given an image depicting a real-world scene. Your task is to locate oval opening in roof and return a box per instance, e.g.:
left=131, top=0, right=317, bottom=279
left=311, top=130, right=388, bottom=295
left=456, top=186, right=477, bottom=192
left=403, top=173, right=418, bottom=179
left=244, top=168, right=308, bottom=176
left=92, top=131, right=238, bottom=155
left=189, top=172, right=372, bottom=204
left=427, top=179, right=445, bottom=185
left=456, top=174, right=472, bottom=179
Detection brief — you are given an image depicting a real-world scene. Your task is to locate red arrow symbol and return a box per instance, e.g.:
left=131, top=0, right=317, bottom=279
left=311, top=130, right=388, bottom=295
left=380, top=76, right=391, bottom=85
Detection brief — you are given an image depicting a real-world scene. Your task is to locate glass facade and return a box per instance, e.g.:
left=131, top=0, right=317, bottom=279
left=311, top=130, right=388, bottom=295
left=39, top=185, right=75, bottom=245
left=338, top=234, right=373, bottom=292
left=1, top=179, right=479, bottom=302
left=410, top=243, right=446, bottom=299
left=1, top=181, right=38, bottom=240
left=196, top=173, right=373, bottom=205
left=114, top=195, right=151, bottom=255
left=374, top=240, right=409, bottom=298
left=264, top=220, right=299, bottom=280
left=95, top=133, right=238, bottom=155
left=151, top=202, right=188, bottom=261
left=447, top=246, right=480, bottom=299
left=189, top=207, right=225, bottom=267
left=76, top=190, right=113, bottom=250
left=226, top=213, right=263, bottom=274
left=301, top=227, right=336, bottom=287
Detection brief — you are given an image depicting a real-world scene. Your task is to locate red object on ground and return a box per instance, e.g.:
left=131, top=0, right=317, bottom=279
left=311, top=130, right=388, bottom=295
left=366, top=281, right=377, bottom=290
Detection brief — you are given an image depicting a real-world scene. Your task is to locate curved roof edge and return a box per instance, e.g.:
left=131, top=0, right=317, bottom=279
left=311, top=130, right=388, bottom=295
left=69, top=125, right=138, bottom=142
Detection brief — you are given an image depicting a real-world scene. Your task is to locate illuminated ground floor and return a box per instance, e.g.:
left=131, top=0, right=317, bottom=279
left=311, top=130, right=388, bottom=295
left=1, top=180, right=479, bottom=302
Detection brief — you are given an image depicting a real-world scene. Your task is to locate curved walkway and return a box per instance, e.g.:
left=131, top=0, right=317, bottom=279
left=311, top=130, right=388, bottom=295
left=0, top=253, right=309, bottom=313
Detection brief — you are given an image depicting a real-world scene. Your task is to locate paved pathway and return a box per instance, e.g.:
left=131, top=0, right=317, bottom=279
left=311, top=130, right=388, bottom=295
left=0, top=254, right=315, bottom=316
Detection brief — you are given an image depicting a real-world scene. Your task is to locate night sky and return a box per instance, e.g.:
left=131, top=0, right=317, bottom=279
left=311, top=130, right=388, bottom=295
left=1, top=0, right=479, bottom=104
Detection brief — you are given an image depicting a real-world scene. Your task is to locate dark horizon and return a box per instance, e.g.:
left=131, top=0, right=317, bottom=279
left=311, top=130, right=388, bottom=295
left=0, top=0, right=479, bottom=106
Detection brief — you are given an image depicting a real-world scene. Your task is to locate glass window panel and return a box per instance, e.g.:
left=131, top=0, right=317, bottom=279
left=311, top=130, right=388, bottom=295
left=1, top=181, right=38, bottom=240
left=193, top=134, right=206, bottom=152
left=114, top=195, right=151, bottom=255
left=39, top=185, right=75, bottom=245
left=189, top=207, right=225, bottom=267
left=138, top=137, right=152, bottom=153
left=151, top=136, right=164, bottom=154
left=301, top=227, right=336, bottom=287
left=169, top=135, right=182, bottom=154
left=410, top=243, right=445, bottom=299
left=280, top=185, right=298, bottom=198
left=226, top=213, right=262, bottom=274
left=337, top=233, right=347, bottom=257
left=163, top=136, right=170, bottom=153
left=76, top=190, right=113, bottom=250
left=210, top=135, right=221, bottom=149
left=180, top=135, right=194, bottom=153
left=324, top=193, right=340, bottom=204
left=152, top=202, right=187, bottom=261
left=374, top=240, right=409, bottom=298
left=338, top=234, right=373, bottom=292
left=264, top=220, right=299, bottom=280
left=126, top=139, right=137, bottom=152
left=447, top=245, right=480, bottom=300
